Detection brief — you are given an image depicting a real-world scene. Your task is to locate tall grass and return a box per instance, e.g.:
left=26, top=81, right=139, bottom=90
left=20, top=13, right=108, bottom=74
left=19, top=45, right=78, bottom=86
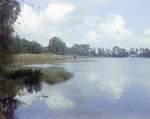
left=5, top=66, right=73, bottom=85
left=6, top=68, right=43, bottom=80
left=0, top=67, right=73, bottom=118
left=12, top=53, right=65, bottom=64
left=41, top=67, right=73, bottom=84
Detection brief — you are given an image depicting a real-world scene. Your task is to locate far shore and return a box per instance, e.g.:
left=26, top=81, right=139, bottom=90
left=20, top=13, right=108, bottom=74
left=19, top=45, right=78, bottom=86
left=11, top=53, right=142, bottom=66
left=11, top=53, right=94, bottom=65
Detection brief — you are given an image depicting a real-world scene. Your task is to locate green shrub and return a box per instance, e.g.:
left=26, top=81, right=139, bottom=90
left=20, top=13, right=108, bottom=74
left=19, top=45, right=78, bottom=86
left=6, top=68, right=43, bottom=82
left=41, top=68, right=73, bottom=84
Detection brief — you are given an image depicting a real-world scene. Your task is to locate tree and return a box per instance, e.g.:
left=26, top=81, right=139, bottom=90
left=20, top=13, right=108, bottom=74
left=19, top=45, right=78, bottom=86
left=120, top=48, right=128, bottom=57
left=90, top=47, right=97, bottom=56
left=98, top=47, right=102, bottom=56
left=136, top=48, right=139, bottom=57
left=27, top=41, right=42, bottom=54
left=112, top=46, right=128, bottom=57
left=12, top=36, right=45, bottom=54
left=80, top=44, right=90, bottom=56
left=0, top=0, right=21, bottom=71
left=130, top=48, right=136, bottom=55
left=48, top=37, right=67, bottom=55
left=112, top=46, right=120, bottom=57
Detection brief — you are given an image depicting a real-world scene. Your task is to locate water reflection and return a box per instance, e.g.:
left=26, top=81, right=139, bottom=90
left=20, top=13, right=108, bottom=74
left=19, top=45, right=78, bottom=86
left=16, top=82, right=74, bottom=109
left=61, top=61, right=127, bottom=99
left=22, top=79, right=42, bottom=94
left=11, top=58, right=150, bottom=118
left=39, top=83, right=74, bottom=109
left=0, top=73, right=43, bottom=119
left=96, top=73, right=129, bottom=99
left=98, top=78, right=125, bottom=99
left=0, top=95, right=25, bottom=119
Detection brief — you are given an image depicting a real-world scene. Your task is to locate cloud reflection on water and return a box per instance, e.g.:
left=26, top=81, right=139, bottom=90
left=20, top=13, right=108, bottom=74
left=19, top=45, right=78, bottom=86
left=62, top=61, right=127, bottom=99
left=15, top=83, right=74, bottom=109
left=39, top=83, right=74, bottom=109
left=98, top=78, right=126, bottom=99
left=15, top=59, right=150, bottom=118
left=15, top=88, right=38, bottom=107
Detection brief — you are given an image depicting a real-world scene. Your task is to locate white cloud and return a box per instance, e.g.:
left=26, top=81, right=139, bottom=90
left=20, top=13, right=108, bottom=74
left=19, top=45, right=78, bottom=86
left=40, top=3, right=75, bottom=24
left=81, top=30, right=102, bottom=46
left=45, top=0, right=110, bottom=4
left=138, top=36, right=150, bottom=45
left=16, top=4, right=39, bottom=32
left=83, top=17, right=102, bottom=28
left=77, top=14, right=134, bottom=49
left=15, top=2, right=150, bottom=49
left=15, top=3, right=76, bottom=46
left=141, top=29, right=150, bottom=37
left=98, top=14, right=132, bottom=41
left=15, top=3, right=101, bottom=47
left=134, top=29, right=150, bottom=46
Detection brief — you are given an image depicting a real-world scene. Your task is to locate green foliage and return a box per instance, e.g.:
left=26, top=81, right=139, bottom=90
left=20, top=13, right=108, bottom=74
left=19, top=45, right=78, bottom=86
left=67, top=44, right=91, bottom=56
left=6, top=68, right=43, bottom=93
left=111, top=46, right=128, bottom=57
left=0, top=77, right=24, bottom=119
left=13, top=36, right=45, bottom=54
left=0, top=1, right=22, bottom=118
left=48, top=37, right=67, bottom=55
left=0, top=68, right=43, bottom=118
left=7, top=68, right=43, bottom=82
left=41, top=68, right=73, bottom=84
left=0, top=67, right=73, bottom=118
left=0, top=78, right=19, bottom=99
left=0, top=0, right=21, bottom=70
left=0, top=95, right=23, bottom=119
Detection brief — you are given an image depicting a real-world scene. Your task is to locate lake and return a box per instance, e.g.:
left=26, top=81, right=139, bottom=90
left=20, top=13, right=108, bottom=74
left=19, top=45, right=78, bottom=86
left=15, top=58, right=150, bottom=119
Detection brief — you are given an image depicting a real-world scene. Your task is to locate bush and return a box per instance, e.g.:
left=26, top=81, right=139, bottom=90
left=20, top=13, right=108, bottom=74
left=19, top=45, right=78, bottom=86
left=41, top=68, right=73, bottom=84
left=7, top=68, right=43, bottom=82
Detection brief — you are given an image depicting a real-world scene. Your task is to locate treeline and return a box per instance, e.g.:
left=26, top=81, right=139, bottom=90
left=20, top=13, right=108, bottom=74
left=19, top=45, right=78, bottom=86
left=98, top=47, right=150, bottom=57
left=48, top=37, right=150, bottom=57
left=12, top=35, right=48, bottom=54
left=13, top=36, right=150, bottom=58
left=67, top=45, right=150, bottom=57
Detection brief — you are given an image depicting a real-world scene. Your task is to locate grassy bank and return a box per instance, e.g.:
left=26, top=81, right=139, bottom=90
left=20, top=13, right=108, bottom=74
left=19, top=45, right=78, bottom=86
left=0, top=66, right=73, bottom=118
left=41, top=67, right=73, bottom=84
left=12, top=53, right=95, bottom=64
left=1, top=53, right=76, bottom=118
left=12, top=53, right=65, bottom=64
left=5, top=66, right=73, bottom=85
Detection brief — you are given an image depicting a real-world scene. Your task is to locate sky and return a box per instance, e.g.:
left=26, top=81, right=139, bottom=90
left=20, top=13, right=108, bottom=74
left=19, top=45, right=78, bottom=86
left=15, top=0, right=150, bottom=50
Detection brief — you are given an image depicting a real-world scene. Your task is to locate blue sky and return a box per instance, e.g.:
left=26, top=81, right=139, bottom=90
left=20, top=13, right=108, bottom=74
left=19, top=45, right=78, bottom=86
left=15, top=0, right=150, bottom=50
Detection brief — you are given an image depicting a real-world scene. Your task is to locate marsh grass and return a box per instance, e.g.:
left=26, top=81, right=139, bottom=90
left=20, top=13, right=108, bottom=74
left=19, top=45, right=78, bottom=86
left=5, top=66, right=73, bottom=85
left=12, top=53, right=65, bottom=64
left=11, top=53, right=95, bottom=65
left=6, top=68, right=43, bottom=81
left=41, top=67, right=73, bottom=84
left=0, top=65, right=73, bottom=118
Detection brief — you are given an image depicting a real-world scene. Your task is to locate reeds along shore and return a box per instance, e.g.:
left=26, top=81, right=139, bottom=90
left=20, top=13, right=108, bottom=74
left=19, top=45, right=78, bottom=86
left=41, top=68, right=73, bottom=84
left=12, top=53, right=65, bottom=64
left=8, top=53, right=74, bottom=84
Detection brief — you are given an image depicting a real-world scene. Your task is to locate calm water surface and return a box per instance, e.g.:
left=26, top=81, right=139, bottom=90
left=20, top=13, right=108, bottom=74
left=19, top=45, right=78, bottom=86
left=15, top=58, right=150, bottom=119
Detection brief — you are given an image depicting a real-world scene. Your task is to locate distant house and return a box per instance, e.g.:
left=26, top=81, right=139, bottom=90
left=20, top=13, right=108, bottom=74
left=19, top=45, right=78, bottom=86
left=130, top=54, right=136, bottom=57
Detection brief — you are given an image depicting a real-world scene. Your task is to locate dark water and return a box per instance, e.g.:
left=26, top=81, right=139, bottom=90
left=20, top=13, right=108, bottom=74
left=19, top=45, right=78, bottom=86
left=15, top=58, right=150, bottom=119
